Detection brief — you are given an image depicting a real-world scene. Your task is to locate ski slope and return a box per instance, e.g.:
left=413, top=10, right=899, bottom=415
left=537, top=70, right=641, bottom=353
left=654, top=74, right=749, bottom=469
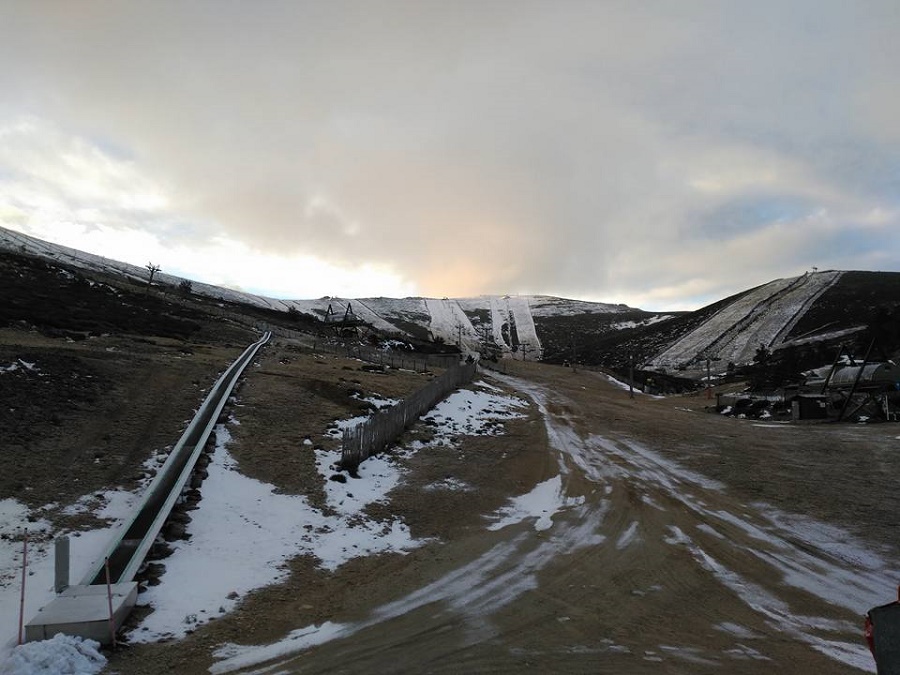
left=423, top=298, right=480, bottom=353
left=507, top=296, right=542, bottom=360
left=0, top=226, right=646, bottom=361
left=648, top=271, right=843, bottom=371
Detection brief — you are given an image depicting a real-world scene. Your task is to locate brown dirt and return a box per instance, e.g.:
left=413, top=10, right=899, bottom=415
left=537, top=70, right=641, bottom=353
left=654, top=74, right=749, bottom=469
left=224, top=344, right=446, bottom=507
left=3, top=255, right=896, bottom=674
left=104, top=359, right=898, bottom=675
left=0, top=328, right=247, bottom=525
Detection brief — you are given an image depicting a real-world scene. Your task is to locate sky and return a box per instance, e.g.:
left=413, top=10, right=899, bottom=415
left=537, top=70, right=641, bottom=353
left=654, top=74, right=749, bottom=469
left=0, top=1, right=898, bottom=311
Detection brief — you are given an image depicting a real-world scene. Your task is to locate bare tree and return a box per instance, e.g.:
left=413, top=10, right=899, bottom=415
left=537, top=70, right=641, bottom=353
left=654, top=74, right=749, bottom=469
left=146, top=263, right=161, bottom=287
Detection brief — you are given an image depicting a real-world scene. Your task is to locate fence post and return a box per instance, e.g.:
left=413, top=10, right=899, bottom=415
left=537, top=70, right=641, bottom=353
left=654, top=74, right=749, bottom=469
left=18, top=528, right=27, bottom=645
left=55, top=536, right=70, bottom=593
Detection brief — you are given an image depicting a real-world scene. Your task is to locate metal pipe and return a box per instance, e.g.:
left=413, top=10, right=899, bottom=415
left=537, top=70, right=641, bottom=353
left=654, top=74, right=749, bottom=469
left=82, top=332, right=271, bottom=586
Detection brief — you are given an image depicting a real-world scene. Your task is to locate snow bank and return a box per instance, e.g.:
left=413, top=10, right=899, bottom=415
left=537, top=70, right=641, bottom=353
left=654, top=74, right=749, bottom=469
left=0, top=492, right=142, bottom=665
left=0, top=634, right=105, bottom=675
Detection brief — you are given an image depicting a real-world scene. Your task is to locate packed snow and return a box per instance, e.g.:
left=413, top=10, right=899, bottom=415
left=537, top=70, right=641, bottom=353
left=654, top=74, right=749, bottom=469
left=423, top=297, right=479, bottom=353
left=0, top=492, right=141, bottom=665
left=0, top=634, right=105, bottom=675
left=506, top=296, right=542, bottom=359
left=648, top=271, right=842, bottom=372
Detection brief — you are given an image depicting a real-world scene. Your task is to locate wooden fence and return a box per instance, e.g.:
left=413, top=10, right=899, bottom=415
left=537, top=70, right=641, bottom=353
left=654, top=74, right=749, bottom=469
left=340, top=361, right=477, bottom=472
left=344, top=344, right=460, bottom=372
left=254, top=322, right=460, bottom=373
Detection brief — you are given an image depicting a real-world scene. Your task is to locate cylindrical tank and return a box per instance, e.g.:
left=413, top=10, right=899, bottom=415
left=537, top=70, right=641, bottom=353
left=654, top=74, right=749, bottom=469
left=828, top=363, right=900, bottom=389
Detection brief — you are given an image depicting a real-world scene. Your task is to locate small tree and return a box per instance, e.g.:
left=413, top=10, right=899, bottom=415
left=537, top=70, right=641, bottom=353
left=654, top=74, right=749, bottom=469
left=146, top=263, right=161, bottom=287
left=178, top=279, right=192, bottom=296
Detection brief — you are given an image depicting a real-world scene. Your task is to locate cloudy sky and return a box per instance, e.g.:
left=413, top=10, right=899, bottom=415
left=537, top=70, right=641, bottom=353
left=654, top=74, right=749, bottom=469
left=1, top=1, right=898, bottom=311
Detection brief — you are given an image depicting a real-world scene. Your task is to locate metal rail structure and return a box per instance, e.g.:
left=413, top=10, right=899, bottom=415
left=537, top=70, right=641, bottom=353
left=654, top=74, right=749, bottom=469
left=25, top=331, right=271, bottom=643
left=86, top=330, right=271, bottom=585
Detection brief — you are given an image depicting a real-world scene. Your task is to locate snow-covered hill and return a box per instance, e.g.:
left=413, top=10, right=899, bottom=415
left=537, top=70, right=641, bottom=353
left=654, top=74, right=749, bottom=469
left=6, top=226, right=886, bottom=373
left=645, top=271, right=844, bottom=375
left=0, top=226, right=636, bottom=360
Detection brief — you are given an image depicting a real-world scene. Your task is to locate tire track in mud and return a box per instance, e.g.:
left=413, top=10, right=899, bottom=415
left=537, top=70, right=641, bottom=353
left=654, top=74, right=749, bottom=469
left=506, top=374, right=886, bottom=672
left=210, top=373, right=888, bottom=674
left=210, top=509, right=609, bottom=674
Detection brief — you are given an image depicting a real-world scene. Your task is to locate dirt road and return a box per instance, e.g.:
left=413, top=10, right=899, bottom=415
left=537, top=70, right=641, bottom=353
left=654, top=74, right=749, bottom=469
left=119, top=359, right=898, bottom=675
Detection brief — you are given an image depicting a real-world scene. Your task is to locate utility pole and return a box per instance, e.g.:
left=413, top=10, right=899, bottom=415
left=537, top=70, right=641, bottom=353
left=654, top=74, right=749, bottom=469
left=629, top=353, right=635, bottom=399
left=570, top=333, right=578, bottom=373
left=706, top=356, right=712, bottom=399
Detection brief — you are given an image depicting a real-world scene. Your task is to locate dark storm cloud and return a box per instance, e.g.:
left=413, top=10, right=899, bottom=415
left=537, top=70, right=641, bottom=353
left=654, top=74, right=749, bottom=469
left=1, top=1, right=899, bottom=309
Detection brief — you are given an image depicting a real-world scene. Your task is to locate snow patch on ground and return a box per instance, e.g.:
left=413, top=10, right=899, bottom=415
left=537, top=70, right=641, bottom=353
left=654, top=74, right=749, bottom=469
left=0, top=360, right=39, bottom=375
left=658, top=644, right=720, bottom=667
left=487, top=475, right=584, bottom=532
left=601, top=373, right=640, bottom=393
left=616, top=521, right=640, bottom=550
left=423, top=386, right=528, bottom=442
left=0, top=501, right=51, bottom=589
left=316, top=447, right=406, bottom=517
left=716, top=622, right=762, bottom=639
left=211, top=505, right=607, bottom=674
left=423, top=478, right=473, bottom=492
left=724, top=643, right=771, bottom=661
left=0, top=634, right=105, bottom=675
left=324, top=415, right=370, bottom=439
left=130, top=424, right=420, bottom=643
left=351, top=392, right=399, bottom=410
left=0, top=494, right=138, bottom=665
